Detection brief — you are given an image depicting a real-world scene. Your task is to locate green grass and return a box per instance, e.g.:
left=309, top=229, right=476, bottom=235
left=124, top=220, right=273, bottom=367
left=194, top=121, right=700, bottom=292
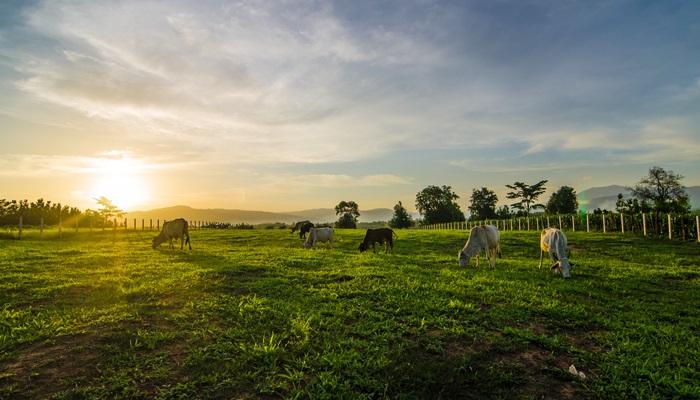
left=1, top=228, right=699, bottom=399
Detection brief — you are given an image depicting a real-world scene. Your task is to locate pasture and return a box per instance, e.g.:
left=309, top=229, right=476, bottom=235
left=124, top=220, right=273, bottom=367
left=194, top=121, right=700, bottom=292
left=1, top=228, right=699, bottom=399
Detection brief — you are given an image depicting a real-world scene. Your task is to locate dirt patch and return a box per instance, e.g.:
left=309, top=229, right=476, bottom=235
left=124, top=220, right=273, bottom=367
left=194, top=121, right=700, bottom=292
left=2, top=333, right=101, bottom=399
left=567, top=244, right=587, bottom=253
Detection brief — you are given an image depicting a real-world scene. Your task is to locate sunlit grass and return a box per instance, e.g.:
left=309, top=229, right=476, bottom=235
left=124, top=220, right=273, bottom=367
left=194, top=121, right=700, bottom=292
left=0, top=228, right=698, bottom=399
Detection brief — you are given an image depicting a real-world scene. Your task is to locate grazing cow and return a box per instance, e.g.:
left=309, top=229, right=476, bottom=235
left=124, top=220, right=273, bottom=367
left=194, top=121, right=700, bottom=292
left=539, top=228, right=572, bottom=278
left=458, top=225, right=501, bottom=268
left=152, top=218, right=191, bottom=250
left=303, top=227, right=335, bottom=250
left=291, top=220, right=314, bottom=239
left=358, top=228, right=398, bottom=254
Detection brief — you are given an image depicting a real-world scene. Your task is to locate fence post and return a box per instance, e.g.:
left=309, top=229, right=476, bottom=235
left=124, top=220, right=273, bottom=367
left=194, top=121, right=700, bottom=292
left=571, top=215, right=576, bottom=232
left=621, top=213, right=625, bottom=234
left=603, top=214, right=607, bottom=233
left=642, top=214, right=647, bottom=236
left=124, top=218, right=127, bottom=231
left=696, top=215, right=699, bottom=243
left=559, top=216, right=563, bottom=230
left=586, top=214, right=590, bottom=232
left=19, top=216, right=23, bottom=240
left=668, top=214, right=672, bottom=240
left=40, top=217, right=44, bottom=239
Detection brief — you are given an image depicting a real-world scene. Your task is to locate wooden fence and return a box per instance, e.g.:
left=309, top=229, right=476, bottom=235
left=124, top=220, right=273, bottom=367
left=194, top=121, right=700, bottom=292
left=8, top=217, right=211, bottom=240
left=420, top=213, right=700, bottom=243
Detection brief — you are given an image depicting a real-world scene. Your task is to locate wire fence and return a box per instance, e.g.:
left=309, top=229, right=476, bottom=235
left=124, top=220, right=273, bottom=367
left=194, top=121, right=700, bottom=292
left=419, top=213, right=700, bottom=242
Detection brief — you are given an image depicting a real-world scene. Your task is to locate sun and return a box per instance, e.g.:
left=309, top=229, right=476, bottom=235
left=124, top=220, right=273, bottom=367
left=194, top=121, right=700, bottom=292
left=91, top=174, right=150, bottom=211
left=88, top=154, right=153, bottom=211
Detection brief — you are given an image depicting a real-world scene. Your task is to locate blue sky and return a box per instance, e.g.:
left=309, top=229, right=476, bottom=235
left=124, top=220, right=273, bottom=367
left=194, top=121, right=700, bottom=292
left=1, top=0, right=698, bottom=213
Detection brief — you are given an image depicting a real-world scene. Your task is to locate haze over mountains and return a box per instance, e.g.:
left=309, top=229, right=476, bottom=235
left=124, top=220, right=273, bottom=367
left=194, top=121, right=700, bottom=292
left=126, top=185, right=700, bottom=224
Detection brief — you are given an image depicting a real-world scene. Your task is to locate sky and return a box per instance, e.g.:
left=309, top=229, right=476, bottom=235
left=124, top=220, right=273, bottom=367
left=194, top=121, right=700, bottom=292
left=1, top=0, right=699, bottom=214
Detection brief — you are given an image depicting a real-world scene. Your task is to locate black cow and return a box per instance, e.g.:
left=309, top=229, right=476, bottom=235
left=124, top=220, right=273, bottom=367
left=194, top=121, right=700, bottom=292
left=291, top=220, right=314, bottom=239
left=358, top=228, right=398, bottom=254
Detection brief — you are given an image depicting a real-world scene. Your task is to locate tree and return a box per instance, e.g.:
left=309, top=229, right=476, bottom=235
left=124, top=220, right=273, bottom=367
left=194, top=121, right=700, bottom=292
left=495, top=205, right=512, bottom=219
left=615, top=193, right=651, bottom=214
left=335, top=200, right=360, bottom=229
left=545, top=186, right=579, bottom=215
left=628, top=166, right=689, bottom=214
left=629, top=166, right=690, bottom=235
left=388, top=201, right=413, bottom=229
left=415, top=185, right=466, bottom=225
left=505, top=180, right=548, bottom=216
left=93, top=197, right=125, bottom=225
left=468, top=187, right=498, bottom=221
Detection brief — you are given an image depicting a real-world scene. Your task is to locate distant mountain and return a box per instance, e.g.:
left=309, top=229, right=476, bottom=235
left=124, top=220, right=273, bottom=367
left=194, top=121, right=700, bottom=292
left=125, top=205, right=417, bottom=225
left=578, top=185, right=700, bottom=212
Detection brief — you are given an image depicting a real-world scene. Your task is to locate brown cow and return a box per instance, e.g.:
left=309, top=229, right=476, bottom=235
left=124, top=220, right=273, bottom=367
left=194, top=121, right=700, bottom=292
left=358, top=228, right=398, bottom=254
left=152, top=218, right=191, bottom=250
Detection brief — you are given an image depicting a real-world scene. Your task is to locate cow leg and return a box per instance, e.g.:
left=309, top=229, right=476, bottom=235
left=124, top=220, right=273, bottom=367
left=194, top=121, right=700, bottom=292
left=538, top=249, right=544, bottom=269
left=475, top=254, right=480, bottom=268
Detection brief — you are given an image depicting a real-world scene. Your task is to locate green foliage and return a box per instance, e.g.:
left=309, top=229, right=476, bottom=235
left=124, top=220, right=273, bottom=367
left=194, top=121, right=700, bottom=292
left=468, top=187, right=498, bottom=221
left=415, top=185, right=466, bottom=225
left=388, top=201, right=413, bottom=229
left=2, top=229, right=699, bottom=399
left=616, top=193, right=652, bottom=214
left=629, top=166, right=690, bottom=214
left=0, top=198, right=81, bottom=226
left=335, top=201, right=360, bottom=229
left=506, top=180, right=548, bottom=216
left=545, top=186, right=579, bottom=215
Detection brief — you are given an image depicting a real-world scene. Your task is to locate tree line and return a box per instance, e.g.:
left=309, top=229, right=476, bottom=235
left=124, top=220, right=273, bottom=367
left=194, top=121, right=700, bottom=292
left=331, top=166, right=693, bottom=231
left=0, top=197, right=125, bottom=228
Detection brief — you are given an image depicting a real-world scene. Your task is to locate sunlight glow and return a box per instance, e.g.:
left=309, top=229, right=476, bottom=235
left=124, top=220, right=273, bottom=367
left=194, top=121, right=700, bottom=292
left=88, top=154, right=152, bottom=211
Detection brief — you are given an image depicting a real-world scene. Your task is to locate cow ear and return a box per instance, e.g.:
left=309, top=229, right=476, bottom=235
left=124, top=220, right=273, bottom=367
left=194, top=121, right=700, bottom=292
left=550, top=263, right=559, bottom=270
left=569, top=262, right=575, bottom=267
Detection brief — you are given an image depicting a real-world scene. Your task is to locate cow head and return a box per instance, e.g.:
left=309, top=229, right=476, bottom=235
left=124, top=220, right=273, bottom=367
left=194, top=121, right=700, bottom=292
left=152, top=233, right=166, bottom=249
left=458, top=251, right=470, bottom=267
left=358, top=242, right=369, bottom=252
left=550, top=258, right=573, bottom=278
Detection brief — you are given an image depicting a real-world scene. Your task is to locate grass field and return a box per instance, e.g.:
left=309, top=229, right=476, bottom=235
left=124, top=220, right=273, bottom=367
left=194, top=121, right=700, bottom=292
left=1, top=227, right=699, bottom=399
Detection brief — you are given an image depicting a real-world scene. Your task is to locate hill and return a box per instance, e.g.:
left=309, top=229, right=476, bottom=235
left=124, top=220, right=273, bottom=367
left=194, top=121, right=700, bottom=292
left=125, top=206, right=416, bottom=225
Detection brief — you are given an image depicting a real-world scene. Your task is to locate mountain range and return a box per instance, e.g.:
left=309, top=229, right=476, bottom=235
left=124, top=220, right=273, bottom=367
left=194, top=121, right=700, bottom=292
left=125, top=185, right=700, bottom=225
left=125, top=205, right=414, bottom=225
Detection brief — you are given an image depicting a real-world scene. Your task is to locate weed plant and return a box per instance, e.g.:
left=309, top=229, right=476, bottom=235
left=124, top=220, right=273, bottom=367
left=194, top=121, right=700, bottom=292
left=1, top=228, right=698, bottom=399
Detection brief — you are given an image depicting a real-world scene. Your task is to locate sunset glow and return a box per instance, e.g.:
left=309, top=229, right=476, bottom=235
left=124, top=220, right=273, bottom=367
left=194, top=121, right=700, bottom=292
left=1, top=1, right=698, bottom=212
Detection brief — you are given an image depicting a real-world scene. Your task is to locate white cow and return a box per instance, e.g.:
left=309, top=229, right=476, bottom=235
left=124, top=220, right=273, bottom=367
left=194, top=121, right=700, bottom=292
left=458, top=225, right=501, bottom=268
left=539, top=228, right=572, bottom=278
left=303, top=227, right=335, bottom=250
